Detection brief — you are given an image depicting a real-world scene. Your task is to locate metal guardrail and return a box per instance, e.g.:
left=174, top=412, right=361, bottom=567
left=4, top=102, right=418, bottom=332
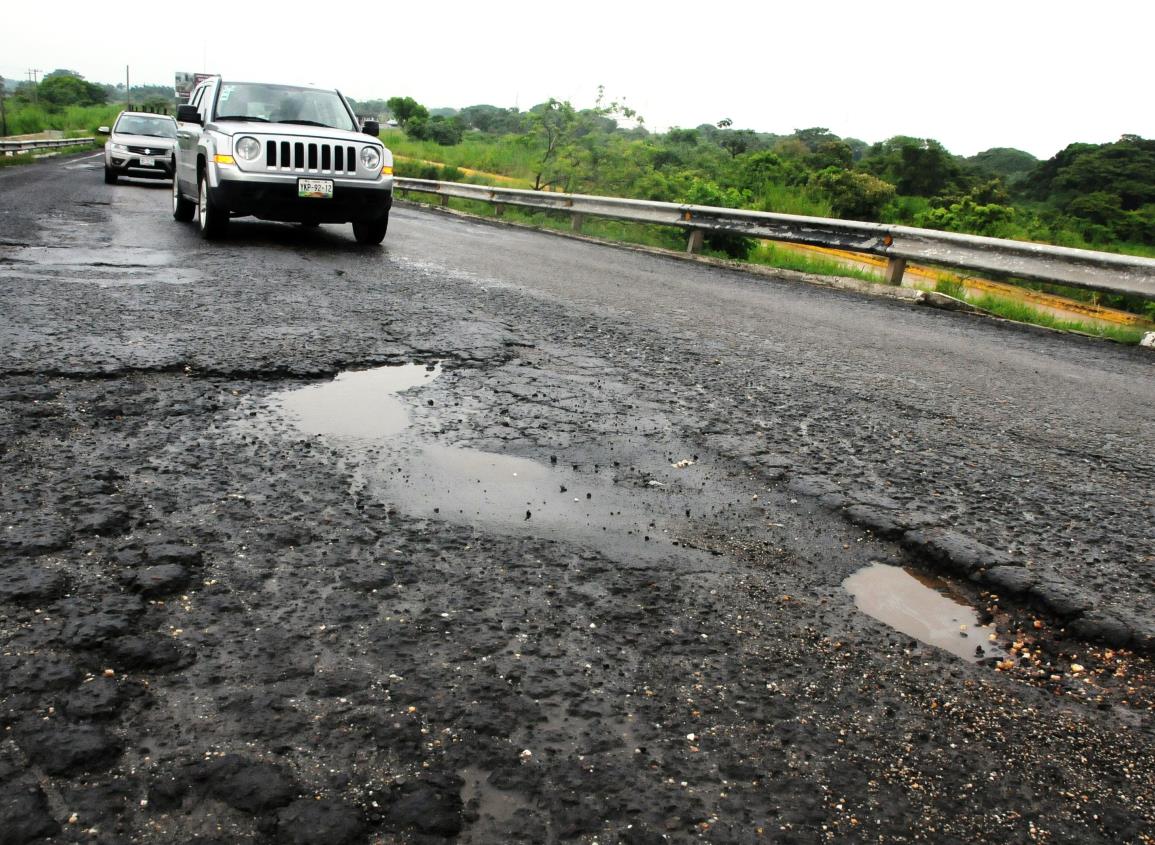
left=395, top=178, right=1155, bottom=300
left=0, top=137, right=96, bottom=155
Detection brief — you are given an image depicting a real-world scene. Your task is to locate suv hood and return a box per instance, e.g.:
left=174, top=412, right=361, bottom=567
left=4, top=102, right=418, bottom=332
left=208, top=120, right=378, bottom=145
left=112, top=132, right=177, bottom=148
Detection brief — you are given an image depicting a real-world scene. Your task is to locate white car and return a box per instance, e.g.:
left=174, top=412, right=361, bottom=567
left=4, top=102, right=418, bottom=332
left=99, top=112, right=178, bottom=184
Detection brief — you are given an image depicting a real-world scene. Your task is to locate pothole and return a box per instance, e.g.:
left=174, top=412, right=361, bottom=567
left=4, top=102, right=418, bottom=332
left=843, top=562, right=1007, bottom=661
left=266, top=363, right=440, bottom=440
left=262, top=364, right=710, bottom=562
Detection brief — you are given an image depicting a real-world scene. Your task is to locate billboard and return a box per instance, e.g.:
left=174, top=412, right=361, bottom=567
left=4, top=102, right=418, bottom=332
left=174, top=72, right=216, bottom=101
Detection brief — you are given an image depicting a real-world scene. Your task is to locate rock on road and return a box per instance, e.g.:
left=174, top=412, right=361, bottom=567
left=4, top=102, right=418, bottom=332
left=0, top=152, right=1153, bottom=843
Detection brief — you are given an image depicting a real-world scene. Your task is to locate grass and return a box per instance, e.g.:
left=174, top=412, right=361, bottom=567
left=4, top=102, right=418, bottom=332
left=749, top=243, right=884, bottom=284
left=932, top=280, right=1150, bottom=343
left=2, top=103, right=120, bottom=137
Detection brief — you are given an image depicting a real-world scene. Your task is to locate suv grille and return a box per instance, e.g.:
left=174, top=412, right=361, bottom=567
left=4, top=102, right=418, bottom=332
left=265, top=140, right=358, bottom=174
left=128, top=145, right=167, bottom=155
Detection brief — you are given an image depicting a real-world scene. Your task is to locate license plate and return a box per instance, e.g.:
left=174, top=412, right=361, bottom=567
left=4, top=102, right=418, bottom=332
left=139, top=156, right=155, bottom=167
left=298, top=178, right=333, bottom=199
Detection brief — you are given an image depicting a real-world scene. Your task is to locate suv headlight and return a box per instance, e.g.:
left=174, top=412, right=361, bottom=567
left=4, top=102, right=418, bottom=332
left=360, top=146, right=381, bottom=171
left=235, top=137, right=260, bottom=161
left=110, top=143, right=129, bottom=153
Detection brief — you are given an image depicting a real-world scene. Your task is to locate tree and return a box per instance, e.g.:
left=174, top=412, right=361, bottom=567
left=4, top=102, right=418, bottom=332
left=859, top=136, right=966, bottom=197
left=38, top=74, right=106, bottom=108
left=459, top=104, right=521, bottom=135
left=408, top=114, right=464, bottom=146
left=385, top=96, right=429, bottom=129
left=809, top=168, right=895, bottom=220
left=718, top=129, right=758, bottom=158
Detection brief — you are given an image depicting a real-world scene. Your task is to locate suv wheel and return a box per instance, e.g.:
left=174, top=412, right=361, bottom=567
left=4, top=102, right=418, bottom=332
left=103, top=166, right=118, bottom=185
left=172, top=176, right=195, bottom=222
left=197, top=173, right=229, bottom=239
left=352, top=211, right=389, bottom=245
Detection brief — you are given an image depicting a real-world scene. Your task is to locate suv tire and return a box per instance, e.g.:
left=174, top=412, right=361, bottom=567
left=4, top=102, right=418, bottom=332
left=352, top=211, right=389, bottom=245
left=197, top=173, right=229, bottom=239
left=104, top=167, right=118, bottom=185
left=172, top=177, right=195, bottom=222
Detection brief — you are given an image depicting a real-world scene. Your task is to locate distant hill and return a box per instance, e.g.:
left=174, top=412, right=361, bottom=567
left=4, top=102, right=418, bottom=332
left=966, top=147, right=1038, bottom=185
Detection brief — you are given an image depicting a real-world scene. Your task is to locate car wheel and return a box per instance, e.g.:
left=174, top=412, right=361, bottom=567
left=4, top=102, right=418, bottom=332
left=172, top=176, right=195, bottom=222
left=104, top=167, right=118, bottom=185
left=352, top=211, right=389, bottom=245
left=197, top=173, right=229, bottom=239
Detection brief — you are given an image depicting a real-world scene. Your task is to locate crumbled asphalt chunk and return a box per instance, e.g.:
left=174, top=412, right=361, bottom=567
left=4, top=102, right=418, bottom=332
left=984, top=564, right=1037, bottom=595
left=0, top=782, right=60, bottom=845
left=0, top=566, right=68, bottom=604
left=902, top=527, right=1013, bottom=574
left=58, top=677, right=130, bottom=720
left=123, top=563, right=191, bottom=597
left=143, top=543, right=203, bottom=566
left=104, top=634, right=194, bottom=672
left=1031, top=576, right=1096, bottom=618
left=17, top=722, right=123, bottom=775
left=196, top=755, right=299, bottom=813
left=275, top=798, right=366, bottom=845
left=382, top=775, right=464, bottom=836
left=72, top=503, right=133, bottom=535
left=787, top=475, right=842, bottom=497
left=0, top=516, right=72, bottom=554
left=1069, top=611, right=1137, bottom=648
left=0, top=654, right=81, bottom=694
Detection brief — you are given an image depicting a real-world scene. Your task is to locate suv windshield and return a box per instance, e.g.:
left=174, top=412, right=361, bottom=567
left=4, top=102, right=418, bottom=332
left=114, top=115, right=178, bottom=138
left=213, top=82, right=357, bottom=131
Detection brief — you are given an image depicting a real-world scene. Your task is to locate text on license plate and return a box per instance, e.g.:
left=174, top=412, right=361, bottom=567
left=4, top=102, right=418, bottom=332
left=298, top=178, right=333, bottom=199
left=139, top=156, right=155, bottom=167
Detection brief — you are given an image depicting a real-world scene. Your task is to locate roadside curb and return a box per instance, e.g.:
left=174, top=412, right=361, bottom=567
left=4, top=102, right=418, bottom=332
left=720, top=447, right=1155, bottom=657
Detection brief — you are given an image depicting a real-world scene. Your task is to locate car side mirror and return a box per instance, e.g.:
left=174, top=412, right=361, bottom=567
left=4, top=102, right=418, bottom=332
left=97, top=126, right=110, bottom=135
left=362, top=120, right=380, bottom=137
left=176, top=105, right=202, bottom=125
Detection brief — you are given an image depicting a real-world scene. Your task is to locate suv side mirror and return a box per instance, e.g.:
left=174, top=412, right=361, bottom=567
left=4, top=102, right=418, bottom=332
left=97, top=126, right=110, bottom=135
left=176, top=105, right=202, bottom=125
left=362, top=120, right=380, bottom=137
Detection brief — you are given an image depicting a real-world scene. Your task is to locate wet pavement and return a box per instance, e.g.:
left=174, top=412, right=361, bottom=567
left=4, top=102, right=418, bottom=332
left=0, top=154, right=1153, bottom=844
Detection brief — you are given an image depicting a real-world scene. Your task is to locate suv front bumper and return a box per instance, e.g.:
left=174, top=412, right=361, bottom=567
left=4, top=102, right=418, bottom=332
left=208, top=168, right=393, bottom=224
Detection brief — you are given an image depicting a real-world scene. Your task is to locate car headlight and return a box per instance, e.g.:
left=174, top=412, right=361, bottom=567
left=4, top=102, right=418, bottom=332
left=234, top=137, right=260, bottom=161
left=110, top=143, right=129, bottom=153
left=360, top=146, right=381, bottom=171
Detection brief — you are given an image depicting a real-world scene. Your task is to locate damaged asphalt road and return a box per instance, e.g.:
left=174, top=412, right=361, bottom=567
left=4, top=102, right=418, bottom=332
left=0, top=154, right=1153, bottom=844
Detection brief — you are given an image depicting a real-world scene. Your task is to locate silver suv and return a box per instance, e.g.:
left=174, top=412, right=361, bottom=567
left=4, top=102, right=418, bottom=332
left=172, top=77, right=394, bottom=244
left=99, top=111, right=178, bottom=184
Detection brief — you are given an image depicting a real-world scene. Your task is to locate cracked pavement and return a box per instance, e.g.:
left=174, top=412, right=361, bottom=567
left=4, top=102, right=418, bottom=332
left=0, top=153, right=1153, bottom=843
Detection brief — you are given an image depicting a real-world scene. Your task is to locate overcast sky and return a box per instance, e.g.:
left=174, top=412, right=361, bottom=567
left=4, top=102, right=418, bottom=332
left=3, top=0, right=1151, bottom=159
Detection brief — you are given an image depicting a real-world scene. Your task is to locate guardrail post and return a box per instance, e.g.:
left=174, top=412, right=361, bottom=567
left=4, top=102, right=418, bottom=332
left=571, top=213, right=584, bottom=233
left=884, top=257, right=907, bottom=286
left=494, top=203, right=505, bottom=218
left=686, top=229, right=704, bottom=254
left=439, top=194, right=449, bottom=208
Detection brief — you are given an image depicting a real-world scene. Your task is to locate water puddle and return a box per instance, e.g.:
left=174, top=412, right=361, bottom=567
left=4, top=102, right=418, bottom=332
left=843, top=562, right=1006, bottom=661
left=267, top=364, right=439, bottom=440
left=264, top=364, right=705, bottom=562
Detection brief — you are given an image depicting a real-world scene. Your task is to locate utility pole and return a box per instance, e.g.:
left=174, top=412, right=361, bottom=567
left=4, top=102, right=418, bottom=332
left=126, top=65, right=130, bottom=110
left=0, top=77, right=7, bottom=137
left=27, top=69, right=40, bottom=104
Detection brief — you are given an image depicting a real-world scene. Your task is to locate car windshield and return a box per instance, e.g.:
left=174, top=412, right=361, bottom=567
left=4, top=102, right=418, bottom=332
left=114, top=115, right=177, bottom=138
left=213, top=82, right=357, bottom=131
